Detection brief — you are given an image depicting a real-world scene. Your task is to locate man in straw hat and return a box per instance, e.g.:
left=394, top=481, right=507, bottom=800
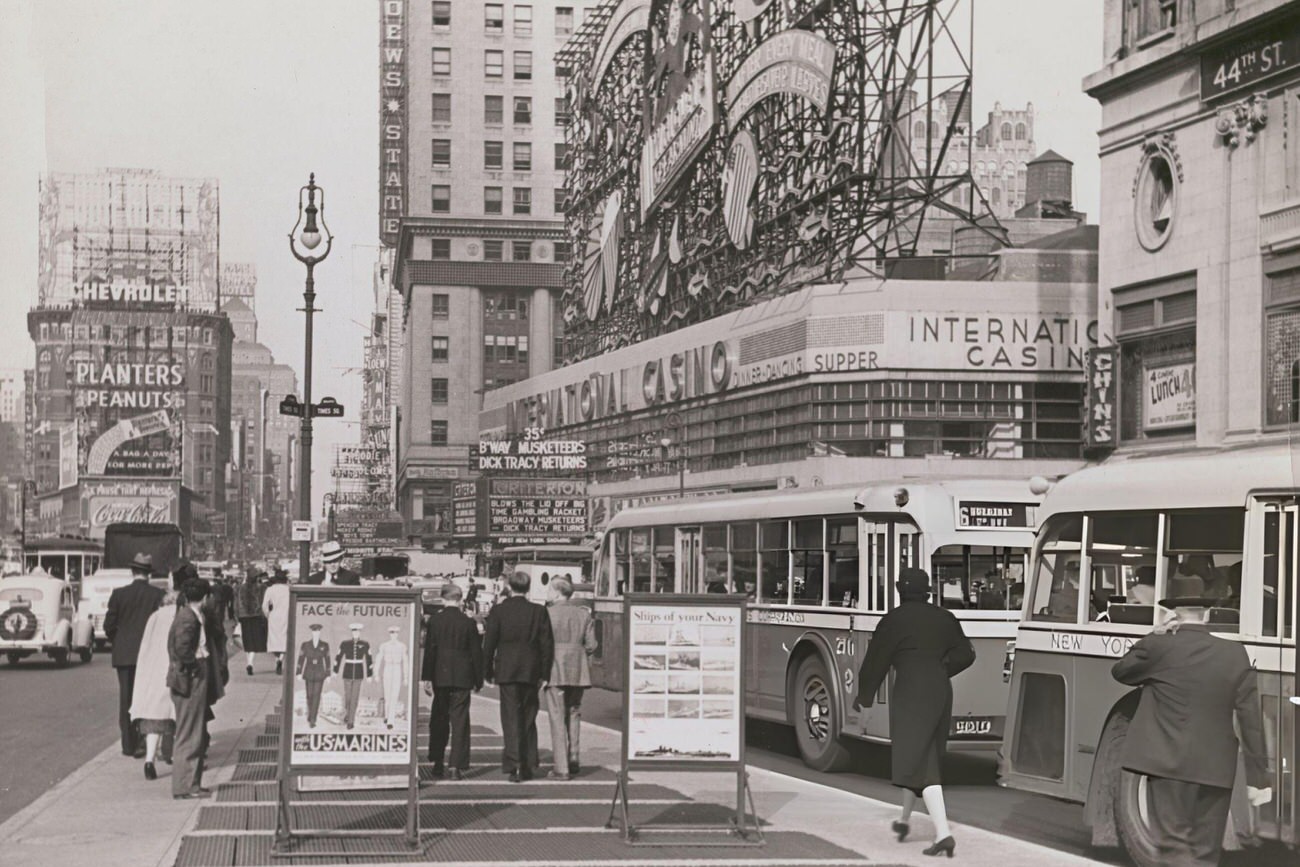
left=1111, top=593, right=1271, bottom=865
left=305, top=541, right=360, bottom=585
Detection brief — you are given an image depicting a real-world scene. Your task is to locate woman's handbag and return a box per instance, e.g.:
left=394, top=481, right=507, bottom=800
left=167, top=662, right=194, bottom=698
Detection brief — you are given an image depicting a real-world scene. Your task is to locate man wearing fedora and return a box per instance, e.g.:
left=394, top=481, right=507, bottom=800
left=104, top=553, right=166, bottom=758
left=306, top=541, right=360, bottom=585
left=1112, top=594, right=1271, bottom=866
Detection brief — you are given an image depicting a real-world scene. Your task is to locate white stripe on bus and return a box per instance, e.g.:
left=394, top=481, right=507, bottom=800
left=1016, top=626, right=1296, bottom=672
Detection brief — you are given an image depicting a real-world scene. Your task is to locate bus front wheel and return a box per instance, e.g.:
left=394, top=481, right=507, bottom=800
left=790, top=654, right=853, bottom=773
left=1115, top=767, right=1163, bottom=867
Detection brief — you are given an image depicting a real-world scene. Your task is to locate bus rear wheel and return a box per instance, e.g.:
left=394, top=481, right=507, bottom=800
left=790, top=654, right=853, bottom=773
left=1115, top=767, right=1163, bottom=867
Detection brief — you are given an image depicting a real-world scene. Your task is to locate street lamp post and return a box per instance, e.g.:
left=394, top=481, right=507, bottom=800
left=289, top=174, right=333, bottom=586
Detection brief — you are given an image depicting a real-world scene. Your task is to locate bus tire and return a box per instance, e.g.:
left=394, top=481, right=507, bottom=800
left=790, top=654, right=853, bottom=773
left=1114, top=762, right=1163, bottom=867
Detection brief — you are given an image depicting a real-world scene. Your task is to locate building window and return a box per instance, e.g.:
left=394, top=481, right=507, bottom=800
left=484, top=291, right=529, bottom=320
left=513, top=142, right=532, bottom=171
left=431, top=93, right=451, bottom=123
left=1129, top=0, right=1177, bottom=45
left=554, top=240, right=571, bottom=262
left=514, top=51, right=532, bottom=81
left=484, top=186, right=503, bottom=214
left=431, top=335, right=449, bottom=361
left=431, top=238, right=451, bottom=259
left=556, top=59, right=571, bottom=79
left=431, top=378, right=449, bottom=404
left=554, top=142, right=568, bottom=169
left=513, top=96, right=532, bottom=124
left=556, top=7, right=574, bottom=35
left=485, top=141, right=503, bottom=170
left=430, top=420, right=448, bottom=445
left=1015, top=122, right=1027, bottom=141
left=512, top=241, right=532, bottom=262
left=514, top=5, right=532, bottom=35
left=485, top=95, right=503, bottom=124
left=431, top=294, right=449, bottom=319
left=555, top=187, right=567, bottom=213
left=1001, top=122, right=1013, bottom=140
left=485, top=49, right=504, bottom=78
left=1265, top=265, right=1300, bottom=426
left=432, top=184, right=450, bottom=213
left=432, top=138, right=451, bottom=167
left=483, top=239, right=504, bottom=261
left=553, top=303, right=567, bottom=363
left=432, top=1, right=451, bottom=28
left=432, top=48, right=451, bottom=76
left=512, top=187, right=531, bottom=215
left=555, top=97, right=570, bottom=127
left=485, top=3, right=503, bottom=31
left=1114, top=276, right=1197, bottom=441
left=518, top=334, right=529, bottom=366
left=1135, top=144, right=1177, bottom=252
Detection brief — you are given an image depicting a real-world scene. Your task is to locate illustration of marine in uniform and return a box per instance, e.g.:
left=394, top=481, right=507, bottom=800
left=334, top=623, right=374, bottom=729
left=296, top=623, right=331, bottom=728
left=376, top=625, right=409, bottom=730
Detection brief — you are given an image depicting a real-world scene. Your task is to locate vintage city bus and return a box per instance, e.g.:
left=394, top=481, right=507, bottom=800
left=22, top=537, right=103, bottom=587
left=591, top=479, right=1042, bottom=771
left=999, top=445, right=1298, bottom=865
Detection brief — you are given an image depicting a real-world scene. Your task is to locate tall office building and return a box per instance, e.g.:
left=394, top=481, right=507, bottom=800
left=381, top=1, right=579, bottom=537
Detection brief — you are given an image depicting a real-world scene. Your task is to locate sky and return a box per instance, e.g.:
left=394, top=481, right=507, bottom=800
left=0, top=0, right=1103, bottom=514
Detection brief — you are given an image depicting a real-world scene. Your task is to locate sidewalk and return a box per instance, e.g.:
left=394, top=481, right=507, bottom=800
left=0, top=670, right=1105, bottom=867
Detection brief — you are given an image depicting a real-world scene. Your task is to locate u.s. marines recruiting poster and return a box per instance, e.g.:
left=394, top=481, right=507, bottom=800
left=287, top=594, right=417, bottom=767
left=625, top=602, right=742, bottom=763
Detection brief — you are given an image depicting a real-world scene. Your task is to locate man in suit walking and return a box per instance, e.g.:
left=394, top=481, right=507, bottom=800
left=334, top=623, right=373, bottom=729
left=168, top=577, right=223, bottom=799
left=1112, top=595, right=1272, bottom=866
left=544, top=577, right=597, bottom=780
left=422, top=584, right=483, bottom=779
left=104, top=552, right=165, bottom=758
left=483, top=571, right=553, bottom=782
left=296, top=623, right=331, bottom=728
left=305, top=541, right=361, bottom=585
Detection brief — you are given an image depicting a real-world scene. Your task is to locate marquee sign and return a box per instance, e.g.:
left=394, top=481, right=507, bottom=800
left=378, top=0, right=408, bottom=246
left=558, top=0, right=980, bottom=363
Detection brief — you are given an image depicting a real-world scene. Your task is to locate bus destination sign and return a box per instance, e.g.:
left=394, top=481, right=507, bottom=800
left=955, top=501, right=1035, bottom=530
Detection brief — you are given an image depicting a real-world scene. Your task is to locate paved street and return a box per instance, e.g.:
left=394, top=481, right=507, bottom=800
left=0, top=651, right=119, bottom=823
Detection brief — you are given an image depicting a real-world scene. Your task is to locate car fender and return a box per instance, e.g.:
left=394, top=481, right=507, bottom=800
left=48, top=618, right=72, bottom=646
left=72, top=617, right=94, bottom=649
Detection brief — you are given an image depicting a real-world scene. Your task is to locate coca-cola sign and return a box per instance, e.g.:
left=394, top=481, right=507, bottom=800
left=92, top=499, right=170, bottom=527
left=82, top=479, right=177, bottom=539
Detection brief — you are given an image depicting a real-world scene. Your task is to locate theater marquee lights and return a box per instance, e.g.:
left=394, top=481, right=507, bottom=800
left=557, top=0, right=988, bottom=362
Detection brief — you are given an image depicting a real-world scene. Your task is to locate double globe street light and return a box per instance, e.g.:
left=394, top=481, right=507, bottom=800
left=289, top=174, right=333, bottom=586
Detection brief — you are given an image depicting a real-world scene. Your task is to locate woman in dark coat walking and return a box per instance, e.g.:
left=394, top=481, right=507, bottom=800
left=853, top=567, right=975, bottom=858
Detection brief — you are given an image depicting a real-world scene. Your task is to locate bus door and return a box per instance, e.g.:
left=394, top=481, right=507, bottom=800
left=1254, top=498, right=1297, bottom=843
left=859, top=520, right=893, bottom=740
left=676, top=527, right=703, bottom=593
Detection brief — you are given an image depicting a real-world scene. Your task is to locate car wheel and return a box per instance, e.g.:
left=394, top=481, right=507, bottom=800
left=79, top=645, right=93, bottom=664
left=6, top=652, right=22, bottom=665
left=789, top=653, right=854, bottom=772
left=51, top=647, right=69, bottom=667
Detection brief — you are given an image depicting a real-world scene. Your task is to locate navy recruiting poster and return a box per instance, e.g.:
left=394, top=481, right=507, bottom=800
left=288, top=594, right=417, bottom=767
left=625, top=602, right=742, bottom=762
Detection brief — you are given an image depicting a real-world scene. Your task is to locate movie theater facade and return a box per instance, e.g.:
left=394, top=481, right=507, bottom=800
left=479, top=276, right=1097, bottom=512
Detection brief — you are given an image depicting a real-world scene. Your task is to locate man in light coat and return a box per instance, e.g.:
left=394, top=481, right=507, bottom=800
left=543, top=577, right=597, bottom=780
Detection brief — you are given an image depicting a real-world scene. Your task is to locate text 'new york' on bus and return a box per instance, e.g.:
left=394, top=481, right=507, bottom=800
left=998, top=444, right=1298, bottom=867
left=590, top=479, right=1044, bottom=772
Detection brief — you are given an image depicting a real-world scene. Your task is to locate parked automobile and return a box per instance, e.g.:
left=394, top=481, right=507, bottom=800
left=0, top=574, right=94, bottom=666
left=78, top=568, right=137, bottom=648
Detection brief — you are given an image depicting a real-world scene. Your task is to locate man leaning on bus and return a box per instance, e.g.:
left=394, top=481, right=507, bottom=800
left=1111, top=594, right=1271, bottom=866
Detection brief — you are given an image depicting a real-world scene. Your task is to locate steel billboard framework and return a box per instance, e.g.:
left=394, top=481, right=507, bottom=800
left=557, top=0, right=999, bottom=364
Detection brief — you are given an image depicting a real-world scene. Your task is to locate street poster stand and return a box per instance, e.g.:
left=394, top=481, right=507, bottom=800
left=273, top=586, right=422, bottom=856
left=606, top=593, right=764, bottom=846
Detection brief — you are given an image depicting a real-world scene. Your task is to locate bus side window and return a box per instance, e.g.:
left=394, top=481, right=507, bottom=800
left=702, top=525, right=729, bottom=593
left=791, top=519, right=824, bottom=604
left=652, top=527, right=675, bottom=593
left=730, top=523, right=757, bottom=599
left=759, top=521, right=788, bottom=603
left=1166, top=509, right=1245, bottom=629
left=1088, top=512, right=1159, bottom=624
left=630, top=529, right=652, bottom=593
left=827, top=518, right=858, bottom=607
left=1028, top=514, right=1083, bottom=623
left=1259, top=506, right=1294, bottom=638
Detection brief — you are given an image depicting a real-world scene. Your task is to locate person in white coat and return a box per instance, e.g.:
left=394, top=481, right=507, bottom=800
left=261, top=571, right=291, bottom=675
left=130, top=565, right=192, bottom=781
left=376, top=626, right=409, bottom=730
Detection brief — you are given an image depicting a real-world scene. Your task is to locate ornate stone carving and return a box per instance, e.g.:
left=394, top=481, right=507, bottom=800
left=1214, top=93, right=1268, bottom=149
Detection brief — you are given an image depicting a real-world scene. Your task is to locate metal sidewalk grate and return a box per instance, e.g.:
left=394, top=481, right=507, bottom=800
left=173, top=834, right=236, bottom=867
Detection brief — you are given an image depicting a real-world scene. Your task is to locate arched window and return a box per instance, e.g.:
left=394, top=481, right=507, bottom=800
left=992, top=187, right=1001, bottom=207
left=914, top=121, right=926, bottom=139
left=1001, top=122, right=1013, bottom=140
left=1015, top=122, right=1027, bottom=140
left=1004, top=161, right=1016, bottom=179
